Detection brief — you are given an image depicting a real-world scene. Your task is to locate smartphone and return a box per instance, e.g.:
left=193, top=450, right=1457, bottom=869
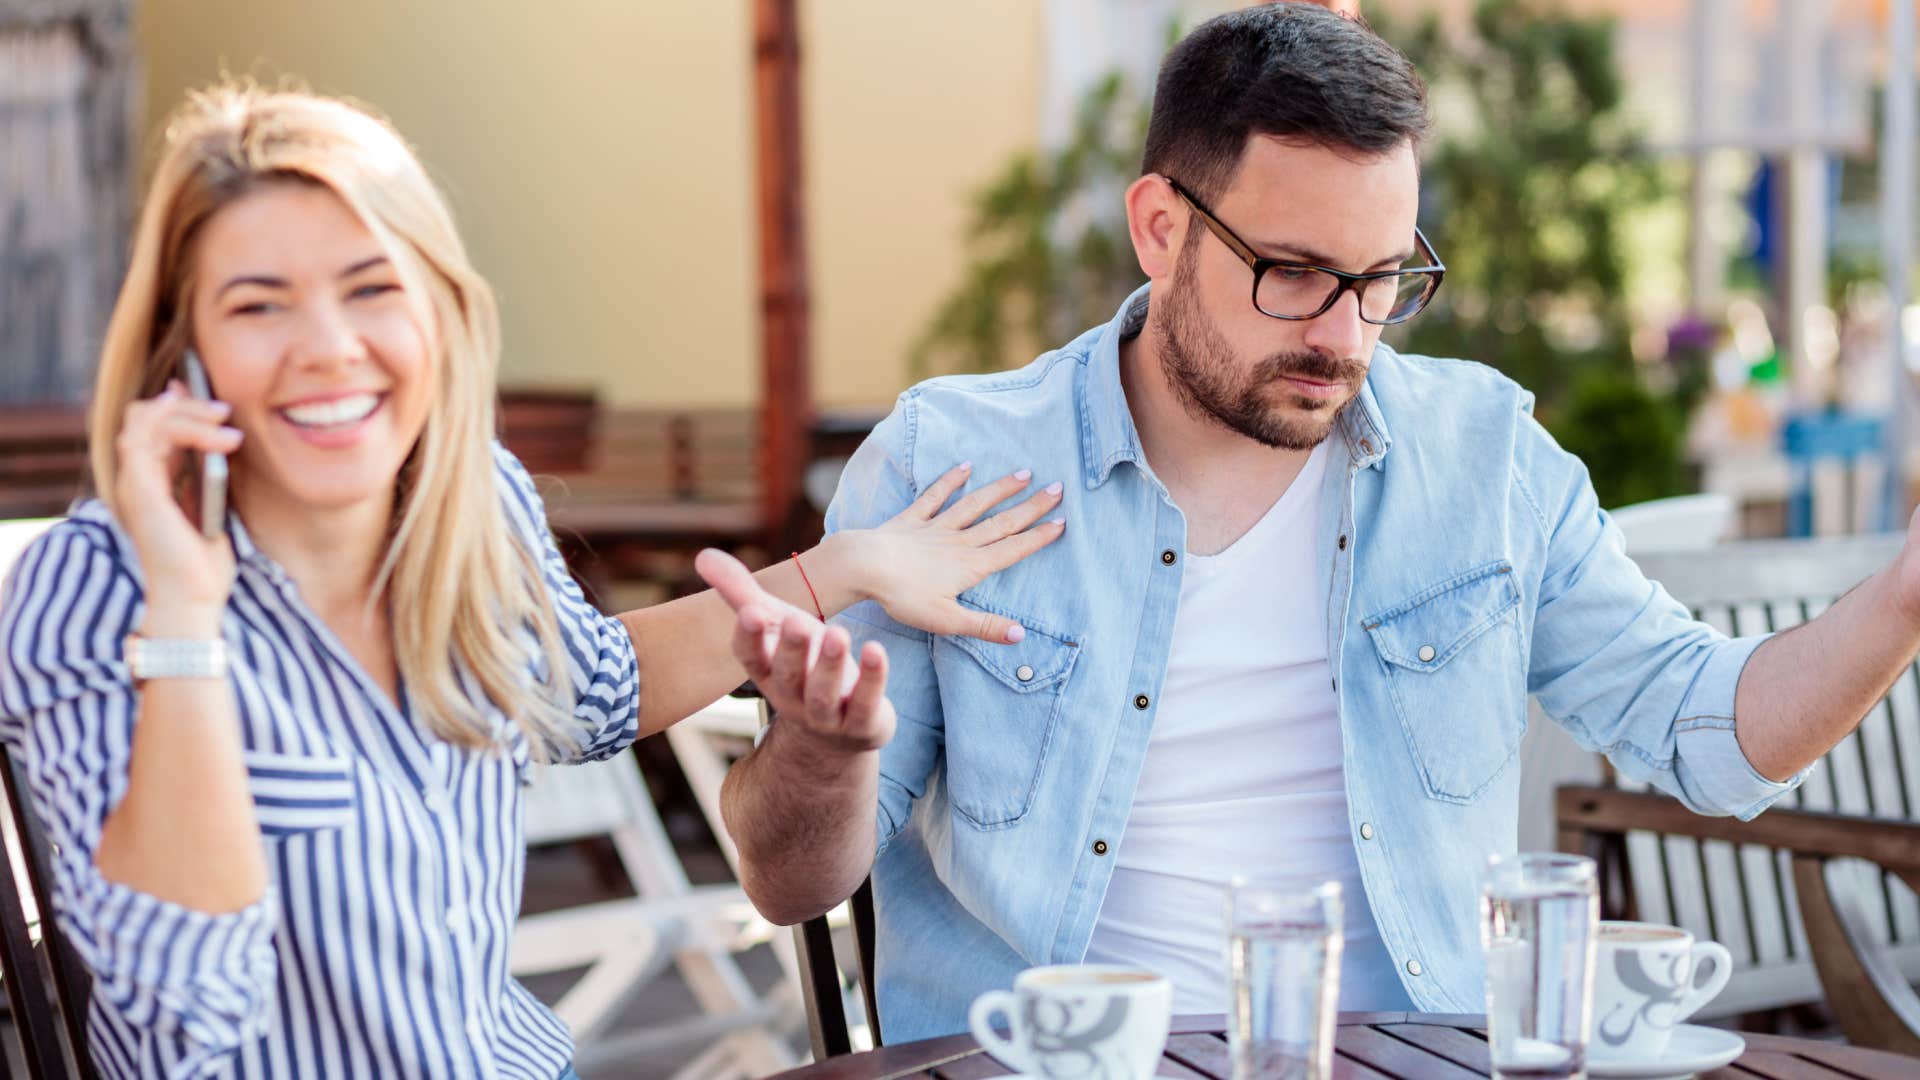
left=179, top=350, right=228, bottom=539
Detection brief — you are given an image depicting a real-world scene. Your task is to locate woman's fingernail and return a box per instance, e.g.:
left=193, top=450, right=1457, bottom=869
left=958, top=460, right=972, bottom=473
left=1004, top=624, right=1026, bottom=644
left=220, top=426, right=244, bottom=440
left=1049, top=517, right=1066, bottom=527
left=1014, top=468, right=1032, bottom=482
left=212, top=400, right=233, bottom=414
left=1044, top=481, right=1063, bottom=496
left=822, top=634, right=845, bottom=657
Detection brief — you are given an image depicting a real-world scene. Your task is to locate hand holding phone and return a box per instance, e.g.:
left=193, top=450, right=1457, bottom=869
left=180, top=350, right=229, bottom=540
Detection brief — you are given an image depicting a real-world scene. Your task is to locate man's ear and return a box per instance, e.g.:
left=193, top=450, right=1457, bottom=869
left=1125, top=174, right=1184, bottom=282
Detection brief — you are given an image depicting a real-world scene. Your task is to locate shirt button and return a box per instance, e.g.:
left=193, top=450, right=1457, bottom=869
left=1360, top=439, right=1374, bottom=454
left=1092, top=840, right=1109, bottom=856
left=1160, top=549, right=1177, bottom=566
left=1417, top=645, right=1437, bottom=663
left=1133, top=694, right=1150, bottom=710
left=1338, top=534, right=1348, bottom=551
left=1406, top=959, right=1423, bottom=977
left=1015, top=665, right=1035, bottom=683
left=1359, top=823, right=1374, bottom=840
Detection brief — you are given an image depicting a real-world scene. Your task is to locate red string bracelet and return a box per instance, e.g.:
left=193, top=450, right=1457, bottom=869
left=790, top=551, right=825, bottom=621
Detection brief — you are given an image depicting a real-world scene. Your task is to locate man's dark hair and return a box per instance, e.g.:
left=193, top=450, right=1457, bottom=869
left=1141, top=3, right=1430, bottom=202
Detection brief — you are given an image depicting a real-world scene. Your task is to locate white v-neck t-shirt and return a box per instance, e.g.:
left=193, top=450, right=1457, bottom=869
left=1083, top=441, right=1408, bottom=1014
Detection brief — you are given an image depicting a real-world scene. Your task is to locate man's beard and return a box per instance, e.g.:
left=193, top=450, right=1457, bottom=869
left=1154, top=248, right=1368, bottom=451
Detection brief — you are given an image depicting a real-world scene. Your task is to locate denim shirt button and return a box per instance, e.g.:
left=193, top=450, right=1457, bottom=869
left=1161, top=549, right=1177, bottom=566
left=1337, top=534, right=1348, bottom=551
left=1133, top=694, right=1150, bottom=710
left=1406, top=959, right=1423, bottom=977
left=1015, top=665, right=1035, bottom=683
left=1359, top=823, right=1374, bottom=840
left=1092, top=840, right=1109, bottom=856
left=1417, top=644, right=1437, bottom=663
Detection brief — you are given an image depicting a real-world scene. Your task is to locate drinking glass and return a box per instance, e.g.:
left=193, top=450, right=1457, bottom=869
left=1225, top=879, right=1342, bottom=1080
left=1482, top=853, right=1600, bottom=1079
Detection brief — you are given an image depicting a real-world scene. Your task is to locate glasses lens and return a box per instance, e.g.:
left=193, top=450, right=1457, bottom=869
left=1374, top=272, right=1436, bottom=324
left=1254, top=265, right=1342, bottom=319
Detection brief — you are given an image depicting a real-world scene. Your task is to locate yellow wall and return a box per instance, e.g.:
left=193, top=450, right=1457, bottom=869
left=136, top=0, right=1042, bottom=409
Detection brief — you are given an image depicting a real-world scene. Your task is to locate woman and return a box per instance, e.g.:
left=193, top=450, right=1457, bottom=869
left=0, top=85, right=1062, bottom=1079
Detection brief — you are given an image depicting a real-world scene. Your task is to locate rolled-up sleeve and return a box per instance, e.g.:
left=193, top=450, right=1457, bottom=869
left=1515, top=412, right=1808, bottom=819
left=822, top=395, right=947, bottom=852
left=493, top=443, right=641, bottom=763
left=0, top=524, right=279, bottom=1075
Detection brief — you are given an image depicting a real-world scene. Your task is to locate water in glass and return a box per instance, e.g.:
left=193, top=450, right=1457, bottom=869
left=1482, top=854, right=1599, bottom=1079
left=1227, top=881, right=1341, bottom=1080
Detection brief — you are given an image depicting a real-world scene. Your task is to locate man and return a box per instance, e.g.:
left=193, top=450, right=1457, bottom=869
left=698, top=2, right=1920, bottom=1041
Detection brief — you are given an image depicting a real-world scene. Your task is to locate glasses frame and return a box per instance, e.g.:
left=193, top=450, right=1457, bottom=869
left=1162, top=175, right=1445, bottom=325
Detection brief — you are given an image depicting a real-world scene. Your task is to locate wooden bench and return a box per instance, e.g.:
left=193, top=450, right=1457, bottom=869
left=1558, top=534, right=1920, bottom=1050
left=0, top=405, right=89, bottom=519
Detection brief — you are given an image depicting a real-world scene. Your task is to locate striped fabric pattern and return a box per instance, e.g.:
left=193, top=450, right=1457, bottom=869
left=0, top=444, right=639, bottom=1079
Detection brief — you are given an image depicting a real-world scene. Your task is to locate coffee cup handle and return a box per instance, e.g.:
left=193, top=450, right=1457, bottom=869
left=1677, top=941, right=1734, bottom=1023
left=969, top=990, right=1031, bottom=1072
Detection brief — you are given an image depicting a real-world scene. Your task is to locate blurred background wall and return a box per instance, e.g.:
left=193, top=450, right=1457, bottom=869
left=137, top=0, right=1045, bottom=409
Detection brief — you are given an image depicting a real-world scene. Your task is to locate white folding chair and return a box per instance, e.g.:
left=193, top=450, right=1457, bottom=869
left=514, top=737, right=800, bottom=1078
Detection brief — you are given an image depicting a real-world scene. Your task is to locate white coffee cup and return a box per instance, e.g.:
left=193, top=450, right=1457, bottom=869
left=1590, top=920, right=1733, bottom=1062
left=968, top=964, right=1172, bottom=1079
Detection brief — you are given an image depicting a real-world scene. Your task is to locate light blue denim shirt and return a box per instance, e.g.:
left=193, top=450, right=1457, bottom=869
left=822, top=284, right=1805, bottom=1042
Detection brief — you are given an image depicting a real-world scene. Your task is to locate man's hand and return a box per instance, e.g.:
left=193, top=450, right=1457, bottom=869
left=695, top=548, right=896, bottom=758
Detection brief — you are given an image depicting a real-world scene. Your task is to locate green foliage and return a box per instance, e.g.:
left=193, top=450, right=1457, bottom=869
left=1554, top=371, right=1687, bottom=508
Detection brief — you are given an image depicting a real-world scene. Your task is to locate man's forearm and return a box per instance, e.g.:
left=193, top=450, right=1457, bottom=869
left=720, top=721, right=879, bottom=925
left=1735, top=564, right=1920, bottom=781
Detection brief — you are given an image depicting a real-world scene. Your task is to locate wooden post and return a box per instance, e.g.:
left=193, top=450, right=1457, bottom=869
left=752, top=0, right=813, bottom=547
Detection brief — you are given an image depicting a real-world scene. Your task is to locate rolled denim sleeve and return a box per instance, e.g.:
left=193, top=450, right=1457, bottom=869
left=0, top=526, right=279, bottom=1076
left=493, top=443, right=641, bottom=762
left=822, top=394, right=947, bottom=851
left=1515, top=411, right=1808, bottom=819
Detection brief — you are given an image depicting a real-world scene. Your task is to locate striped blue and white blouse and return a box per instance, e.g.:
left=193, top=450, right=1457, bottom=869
left=0, top=445, right=639, bottom=1079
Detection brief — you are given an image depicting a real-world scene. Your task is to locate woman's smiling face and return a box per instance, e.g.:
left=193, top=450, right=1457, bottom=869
left=188, top=181, right=435, bottom=515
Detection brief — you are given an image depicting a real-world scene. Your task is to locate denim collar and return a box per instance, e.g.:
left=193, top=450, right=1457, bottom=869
left=1077, top=283, right=1394, bottom=490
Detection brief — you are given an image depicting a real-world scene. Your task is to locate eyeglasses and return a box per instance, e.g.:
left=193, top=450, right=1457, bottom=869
left=1162, top=175, right=1445, bottom=325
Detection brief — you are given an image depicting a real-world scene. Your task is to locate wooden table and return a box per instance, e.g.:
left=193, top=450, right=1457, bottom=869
left=770, top=1012, right=1920, bottom=1079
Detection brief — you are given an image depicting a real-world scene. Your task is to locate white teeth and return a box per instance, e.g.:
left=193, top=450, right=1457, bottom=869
left=282, top=393, right=379, bottom=428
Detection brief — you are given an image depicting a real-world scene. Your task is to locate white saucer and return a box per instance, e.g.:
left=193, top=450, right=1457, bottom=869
left=1588, top=1024, right=1746, bottom=1079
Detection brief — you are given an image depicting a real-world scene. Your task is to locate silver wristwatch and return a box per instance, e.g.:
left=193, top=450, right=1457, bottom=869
left=123, top=635, right=229, bottom=683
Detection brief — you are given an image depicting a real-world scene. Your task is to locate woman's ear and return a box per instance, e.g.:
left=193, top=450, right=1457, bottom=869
left=1125, top=174, right=1184, bottom=283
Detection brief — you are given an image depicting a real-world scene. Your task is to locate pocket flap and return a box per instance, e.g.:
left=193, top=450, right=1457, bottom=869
left=1364, top=560, right=1519, bottom=672
left=944, top=598, right=1078, bottom=692
left=243, top=750, right=356, bottom=835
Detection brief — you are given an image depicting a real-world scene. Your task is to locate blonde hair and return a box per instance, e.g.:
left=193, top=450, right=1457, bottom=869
left=91, top=82, right=574, bottom=756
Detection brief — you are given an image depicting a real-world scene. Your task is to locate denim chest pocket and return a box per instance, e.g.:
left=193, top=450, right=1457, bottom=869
left=242, top=749, right=357, bottom=836
left=931, top=605, right=1080, bottom=829
left=1363, top=560, right=1526, bottom=804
